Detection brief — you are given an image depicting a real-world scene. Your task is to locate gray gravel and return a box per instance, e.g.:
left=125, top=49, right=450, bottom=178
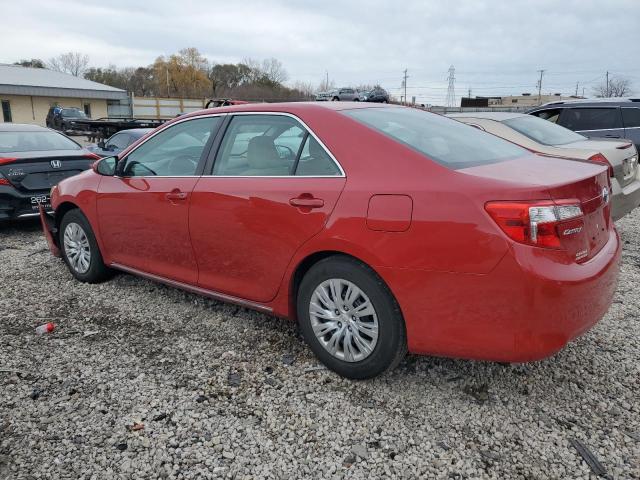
left=1, top=213, right=639, bottom=480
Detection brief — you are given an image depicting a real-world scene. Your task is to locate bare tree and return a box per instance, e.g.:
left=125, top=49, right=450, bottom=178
left=48, top=52, right=90, bottom=77
left=593, top=76, right=632, bottom=97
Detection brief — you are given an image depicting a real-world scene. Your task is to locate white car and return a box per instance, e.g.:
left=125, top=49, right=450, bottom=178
left=448, top=112, right=640, bottom=220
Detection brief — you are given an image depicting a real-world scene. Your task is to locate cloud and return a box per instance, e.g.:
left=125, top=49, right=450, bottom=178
left=2, top=0, right=638, bottom=102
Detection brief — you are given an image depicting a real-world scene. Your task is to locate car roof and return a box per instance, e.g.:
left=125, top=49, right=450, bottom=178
left=447, top=112, right=526, bottom=121
left=0, top=123, right=50, bottom=132
left=536, top=98, right=640, bottom=108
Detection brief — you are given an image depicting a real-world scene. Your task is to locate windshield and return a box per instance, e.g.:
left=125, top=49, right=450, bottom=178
left=0, top=131, right=81, bottom=153
left=343, top=107, right=528, bottom=169
left=61, top=109, right=87, bottom=118
left=503, top=115, right=586, bottom=146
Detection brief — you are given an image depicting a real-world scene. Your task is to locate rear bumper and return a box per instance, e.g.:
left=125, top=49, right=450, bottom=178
left=379, top=228, right=621, bottom=362
left=611, top=177, right=640, bottom=221
left=0, top=185, right=51, bottom=220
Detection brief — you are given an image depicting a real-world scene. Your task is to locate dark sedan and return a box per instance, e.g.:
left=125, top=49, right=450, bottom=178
left=0, top=123, right=99, bottom=220
left=86, top=128, right=153, bottom=157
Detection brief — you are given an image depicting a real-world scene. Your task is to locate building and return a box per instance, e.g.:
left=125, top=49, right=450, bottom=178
left=0, top=64, right=128, bottom=125
left=485, top=93, right=582, bottom=107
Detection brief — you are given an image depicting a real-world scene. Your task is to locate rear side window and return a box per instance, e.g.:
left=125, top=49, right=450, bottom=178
left=530, top=108, right=561, bottom=123
left=503, top=115, right=586, bottom=146
left=622, top=108, right=640, bottom=128
left=0, top=131, right=80, bottom=153
left=559, top=108, right=622, bottom=131
left=343, top=107, right=527, bottom=169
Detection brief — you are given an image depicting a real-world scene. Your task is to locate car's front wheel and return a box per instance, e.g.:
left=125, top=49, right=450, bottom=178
left=297, top=255, right=407, bottom=379
left=59, top=209, right=112, bottom=283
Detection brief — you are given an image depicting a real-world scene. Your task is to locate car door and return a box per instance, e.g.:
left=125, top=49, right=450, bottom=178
left=96, top=115, right=223, bottom=283
left=558, top=107, right=624, bottom=139
left=189, top=113, right=346, bottom=303
left=621, top=107, right=640, bottom=150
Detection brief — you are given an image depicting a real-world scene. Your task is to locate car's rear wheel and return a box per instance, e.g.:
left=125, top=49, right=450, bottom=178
left=297, top=256, right=407, bottom=379
left=332, top=97, right=339, bottom=101
left=59, top=209, right=111, bottom=283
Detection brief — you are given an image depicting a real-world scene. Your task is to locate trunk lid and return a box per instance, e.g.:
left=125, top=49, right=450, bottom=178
left=462, top=153, right=611, bottom=262
left=0, top=150, right=94, bottom=193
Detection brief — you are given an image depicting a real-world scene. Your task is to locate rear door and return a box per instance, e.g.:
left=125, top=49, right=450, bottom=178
left=189, top=113, right=346, bottom=303
left=621, top=107, right=640, bottom=150
left=96, top=115, right=223, bottom=283
left=558, top=107, right=624, bottom=139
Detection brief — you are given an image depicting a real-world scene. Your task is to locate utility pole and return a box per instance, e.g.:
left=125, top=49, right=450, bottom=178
left=325, top=70, right=329, bottom=91
left=166, top=67, right=170, bottom=98
left=575, top=82, right=579, bottom=96
left=606, top=71, right=609, bottom=97
left=536, top=69, right=545, bottom=105
left=468, top=87, right=472, bottom=98
left=402, top=69, right=408, bottom=105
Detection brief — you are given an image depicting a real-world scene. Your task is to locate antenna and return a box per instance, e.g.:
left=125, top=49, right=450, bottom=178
left=446, top=65, right=456, bottom=107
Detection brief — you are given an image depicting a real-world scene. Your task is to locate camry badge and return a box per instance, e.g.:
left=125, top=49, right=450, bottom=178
left=601, top=186, right=609, bottom=204
left=50, top=160, right=62, bottom=169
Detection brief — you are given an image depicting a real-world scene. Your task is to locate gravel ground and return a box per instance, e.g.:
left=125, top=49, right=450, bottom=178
left=1, top=213, right=639, bottom=480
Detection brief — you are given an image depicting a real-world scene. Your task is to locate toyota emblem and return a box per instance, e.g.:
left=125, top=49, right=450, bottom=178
left=50, top=160, right=62, bottom=169
left=601, top=186, right=610, bottom=204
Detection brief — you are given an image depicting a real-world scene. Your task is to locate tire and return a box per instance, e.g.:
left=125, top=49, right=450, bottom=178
left=297, top=255, right=407, bottom=379
left=59, top=209, right=112, bottom=283
left=332, top=97, right=339, bottom=101
left=353, top=98, right=360, bottom=102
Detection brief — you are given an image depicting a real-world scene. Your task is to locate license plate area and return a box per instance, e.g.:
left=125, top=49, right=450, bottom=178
left=30, top=194, right=51, bottom=210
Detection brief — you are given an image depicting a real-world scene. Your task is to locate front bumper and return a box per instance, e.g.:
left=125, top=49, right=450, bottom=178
left=611, top=177, right=640, bottom=221
left=39, top=206, right=61, bottom=257
left=0, top=185, right=51, bottom=220
left=378, top=228, right=621, bottom=362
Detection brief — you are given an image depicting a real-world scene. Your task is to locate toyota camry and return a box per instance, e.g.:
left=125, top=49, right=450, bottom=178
left=40, top=102, right=620, bottom=379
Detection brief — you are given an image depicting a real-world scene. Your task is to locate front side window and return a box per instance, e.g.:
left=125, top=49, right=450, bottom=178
left=622, top=108, right=640, bottom=128
left=559, top=108, right=622, bottom=131
left=123, top=116, right=221, bottom=177
left=344, top=107, right=527, bottom=169
left=503, top=115, right=586, bottom=146
left=0, top=131, right=80, bottom=153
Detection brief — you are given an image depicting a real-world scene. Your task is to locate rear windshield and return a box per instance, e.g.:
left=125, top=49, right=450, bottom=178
left=61, top=109, right=87, bottom=118
left=343, top=107, right=527, bottom=169
left=0, top=131, right=81, bottom=153
left=503, top=115, right=586, bottom=146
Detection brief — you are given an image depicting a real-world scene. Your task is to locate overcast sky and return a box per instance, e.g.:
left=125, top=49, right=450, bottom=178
left=2, top=0, right=638, bottom=103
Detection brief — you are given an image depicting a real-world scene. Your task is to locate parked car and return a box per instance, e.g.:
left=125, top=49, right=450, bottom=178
left=527, top=98, right=640, bottom=151
left=0, top=123, right=99, bottom=220
left=40, top=103, right=620, bottom=379
left=86, top=128, right=153, bottom=158
left=359, top=88, right=389, bottom=103
left=46, top=107, right=90, bottom=133
left=316, top=88, right=359, bottom=102
left=448, top=112, right=640, bottom=220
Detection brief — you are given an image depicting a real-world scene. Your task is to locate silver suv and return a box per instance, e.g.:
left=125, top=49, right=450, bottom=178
left=315, top=88, right=359, bottom=102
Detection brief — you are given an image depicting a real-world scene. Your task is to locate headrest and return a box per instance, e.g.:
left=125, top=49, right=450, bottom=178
left=247, top=136, right=282, bottom=169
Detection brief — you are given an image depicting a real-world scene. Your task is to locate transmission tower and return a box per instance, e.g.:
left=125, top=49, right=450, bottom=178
left=446, top=65, right=456, bottom=107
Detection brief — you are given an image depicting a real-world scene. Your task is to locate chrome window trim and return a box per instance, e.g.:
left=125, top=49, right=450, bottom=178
left=212, top=111, right=346, bottom=178
left=575, top=128, right=624, bottom=133
left=117, top=111, right=346, bottom=179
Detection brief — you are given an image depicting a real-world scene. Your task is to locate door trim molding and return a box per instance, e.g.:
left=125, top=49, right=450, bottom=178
left=110, top=262, right=274, bottom=313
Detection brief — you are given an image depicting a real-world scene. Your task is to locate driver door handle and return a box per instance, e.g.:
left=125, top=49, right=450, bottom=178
left=166, top=190, right=188, bottom=201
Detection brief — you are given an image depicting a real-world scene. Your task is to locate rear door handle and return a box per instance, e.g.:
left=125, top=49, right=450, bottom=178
left=166, top=190, right=188, bottom=201
left=604, top=134, right=621, bottom=138
left=289, top=196, right=324, bottom=208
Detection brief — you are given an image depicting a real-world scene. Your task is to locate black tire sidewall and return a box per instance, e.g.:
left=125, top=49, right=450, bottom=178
left=59, top=209, right=109, bottom=283
left=297, top=256, right=406, bottom=379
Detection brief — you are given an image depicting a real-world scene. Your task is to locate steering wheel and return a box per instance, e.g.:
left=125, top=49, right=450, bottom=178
left=167, top=154, right=199, bottom=175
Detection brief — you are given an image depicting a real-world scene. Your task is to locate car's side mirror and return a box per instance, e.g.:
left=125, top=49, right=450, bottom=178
left=97, top=140, right=106, bottom=149
left=92, top=156, right=117, bottom=176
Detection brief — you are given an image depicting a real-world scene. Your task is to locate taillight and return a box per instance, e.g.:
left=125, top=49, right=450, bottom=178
left=0, top=172, right=10, bottom=186
left=0, top=157, right=17, bottom=165
left=588, top=153, right=614, bottom=177
left=485, top=201, right=583, bottom=249
left=84, top=152, right=101, bottom=160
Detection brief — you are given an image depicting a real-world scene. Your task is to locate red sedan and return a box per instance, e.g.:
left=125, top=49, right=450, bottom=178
left=40, top=102, right=621, bottom=379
